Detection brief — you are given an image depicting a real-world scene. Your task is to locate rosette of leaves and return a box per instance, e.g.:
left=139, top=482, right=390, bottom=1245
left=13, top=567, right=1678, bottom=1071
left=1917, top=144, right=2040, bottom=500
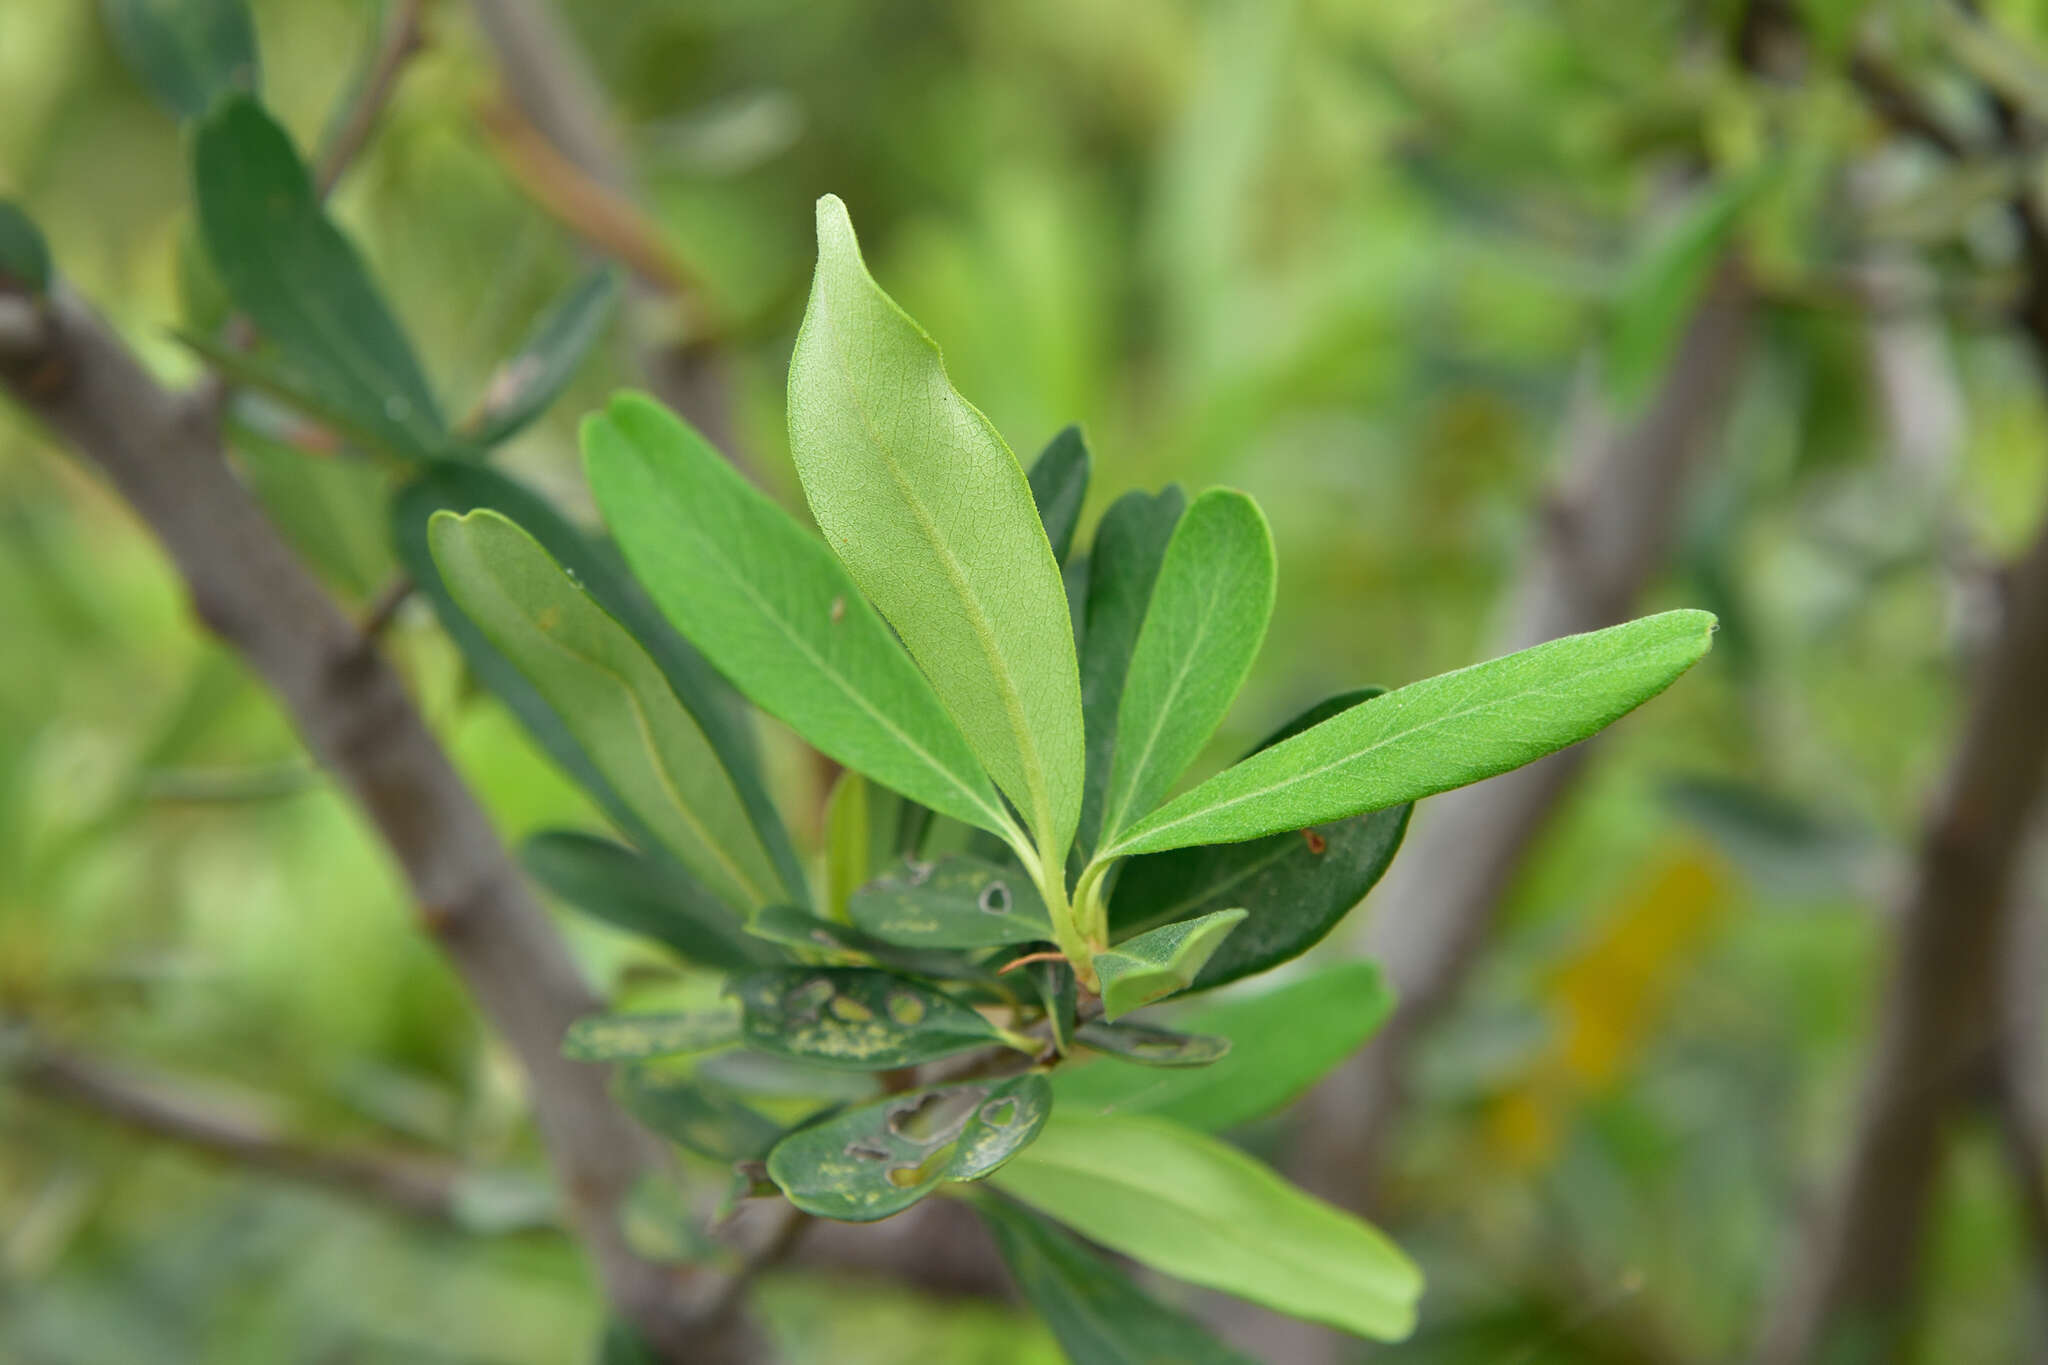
left=412, top=197, right=1715, bottom=1350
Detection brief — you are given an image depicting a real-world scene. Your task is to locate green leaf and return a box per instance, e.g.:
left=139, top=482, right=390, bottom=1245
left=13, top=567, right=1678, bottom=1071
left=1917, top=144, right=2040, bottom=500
left=522, top=831, right=773, bottom=972
left=766, top=1074, right=1050, bottom=1221
left=617, top=1067, right=787, bottom=1164
left=181, top=330, right=412, bottom=460
left=192, top=97, right=448, bottom=461
left=468, top=267, right=619, bottom=447
left=102, top=0, right=259, bottom=120
left=745, top=905, right=1002, bottom=988
left=229, top=420, right=394, bottom=598
left=1028, top=425, right=1091, bottom=563
left=1105, top=610, right=1718, bottom=858
left=731, top=967, right=1022, bottom=1071
left=430, top=509, right=788, bottom=912
left=976, top=1196, right=1257, bottom=1365
left=821, top=768, right=873, bottom=923
left=991, top=1114, right=1421, bottom=1341
left=395, top=458, right=805, bottom=904
left=847, top=855, right=1055, bottom=950
left=1073, top=488, right=1187, bottom=862
left=1051, top=961, right=1393, bottom=1131
left=1072, top=1020, right=1230, bottom=1069
left=788, top=195, right=1083, bottom=856
left=584, top=393, right=1013, bottom=840
left=1032, top=958, right=1078, bottom=1056
left=562, top=1010, right=741, bottom=1062
left=1092, top=909, right=1247, bottom=1021
left=1097, top=489, right=1275, bottom=845
left=1109, top=689, right=1410, bottom=989
left=0, top=200, right=52, bottom=296
left=1606, top=175, right=1753, bottom=406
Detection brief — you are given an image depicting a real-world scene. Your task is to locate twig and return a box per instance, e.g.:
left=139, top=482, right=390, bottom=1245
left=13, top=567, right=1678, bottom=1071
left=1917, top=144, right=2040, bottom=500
left=9, top=1030, right=467, bottom=1223
left=314, top=0, right=429, bottom=199
left=358, top=573, right=415, bottom=640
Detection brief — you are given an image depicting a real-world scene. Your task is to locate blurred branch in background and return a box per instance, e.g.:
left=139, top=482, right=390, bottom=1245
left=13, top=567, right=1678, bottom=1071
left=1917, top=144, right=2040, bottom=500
left=1290, top=261, right=1755, bottom=1213
left=468, top=0, right=743, bottom=464
left=9, top=1028, right=465, bottom=1225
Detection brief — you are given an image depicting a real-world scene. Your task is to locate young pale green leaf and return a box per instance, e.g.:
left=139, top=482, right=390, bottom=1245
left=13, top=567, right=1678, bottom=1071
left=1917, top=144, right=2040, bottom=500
left=991, top=1114, right=1421, bottom=1341
left=584, top=393, right=1014, bottom=839
left=522, top=833, right=774, bottom=973
left=395, top=459, right=805, bottom=904
left=1110, top=689, right=1409, bottom=988
left=975, top=1196, right=1258, bottom=1365
left=1073, top=1020, right=1230, bottom=1069
left=788, top=196, right=1084, bottom=856
left=103, top=0, right=259, bottom=119
left=1098, top=489, right=1275, bottom=845
left=1093, top=909, right=1247, bottom=1021
left=1073, top=488, right=1187, bottom=862
left=847, top=855, right=1054, bottom=950
left=193, top=97, right=449, bottom=461
left=1105, top=610, right=1718, bottom=858
left=467, top=267, right=619, bottom=447
left=1051, top=961, right=1393, bottom=1131
left=821, top=768, right=873, bottom=923
left=1028, top=425, right=1091, bottom=563
left=0, top=201, right=52, bottom=296
left=731, top=967, right=1022, bottom=1071
left=766, top=1074, right=1051, bottom=1222
left=428, top=509, right=784, bottom=912
left=617, top=1067, right=788, bottom=1164
left=563, top=1011, right=741, bottom=1062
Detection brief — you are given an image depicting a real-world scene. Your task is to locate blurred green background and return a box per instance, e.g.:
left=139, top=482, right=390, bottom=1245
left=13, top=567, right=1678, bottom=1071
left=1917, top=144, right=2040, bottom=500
left=4, top=0, right=2046, bottom=1360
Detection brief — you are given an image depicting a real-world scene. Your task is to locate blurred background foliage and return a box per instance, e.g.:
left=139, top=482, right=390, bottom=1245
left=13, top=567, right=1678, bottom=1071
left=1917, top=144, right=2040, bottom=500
left=3, top=0, right=2047, bottom=1360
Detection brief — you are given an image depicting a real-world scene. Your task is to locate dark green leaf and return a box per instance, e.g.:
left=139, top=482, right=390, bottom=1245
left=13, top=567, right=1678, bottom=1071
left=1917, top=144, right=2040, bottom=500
left=1093, top=909, right=1246, bottom=1021
left=766, top=1074, right=1051, bottom=1221
left=192, top=96, right=448, bottom=460
left=1109, top=689, right=1410, bottom=988
left=1028, top=425, right=1091, bottom=563
left=847, top=855, right=1055, bottom=950
left=1073, top=487, right=1186, bottom=863
left=789, top=196, right=1083, bottom=857
left=617, top=1066, right=787, bottom=1164
left=732, top=967, right=1025, bottom=1070
left=181, top=330, right=412, bottom=459
left=1073, top=1020, right=1230, bottom=1068
left=585, top=394, right=1013, bottom=840
left=522, top=831, right=773, bottom=972
left=468, top=267, right=619, bottom=447
left=1051, top=961, right=1393, bottom=1130
left=394, top=458, right=805, bottom=902
left=1104, top=611, right=1718, bottom=858
left=0, top=200, right=52, bottom=296
left=102, top=0, right=259, bottom=119
left=744, top=905, right=1001, bottom=987
left=976, top=1195, right=1257, bottom=1365
left=563, top=1010, right=741, bottom=1062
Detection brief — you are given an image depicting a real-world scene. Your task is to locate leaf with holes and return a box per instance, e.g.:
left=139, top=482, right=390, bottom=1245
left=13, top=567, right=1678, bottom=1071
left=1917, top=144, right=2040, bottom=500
left=1028, top=425, right=1091, bottom=563
left=563, top=1011, right=741, bottom=1062
left=1102, top=611, right=1718, bottom=858
left=1109, top=690, right=1409, bottom=988
left=744, top=906, right=1003, bottom=988
left=585, top=393, right=1014, bottom=840
left=104, top=0, right=259, bottom=120
left=731, top=968, right=1025, bottom=1070
left=193, top=97, right=449, bottom=461
left=992, top=1114, right=1421, bottom=1341
left=617, top=1068, right=789, bottom=1165
left=1073, top=487, right=1186, bottom=861
left=1093, top=909, right=1246, bottom=1021
left=1097, top=489, right=1274, bottom=847
left=766, top=1074, right=1051, bottom=1221
left=788, top=196, right=1083, bottom=856
left=1052, top=961, right=1393, bottom=1130
left=522, top=832, right=773, bottom=972
left=468, top=267, right=618, bottom=447
left=1073, top=1020, right=1230, bottom=1069
left=396, top=459, right=803, bottom=902
left=847, top=855, right=1055, bottom=950
left=976, top=1196, right=1257, bottom=1365
left=429, top=509, right=785, bottom=912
